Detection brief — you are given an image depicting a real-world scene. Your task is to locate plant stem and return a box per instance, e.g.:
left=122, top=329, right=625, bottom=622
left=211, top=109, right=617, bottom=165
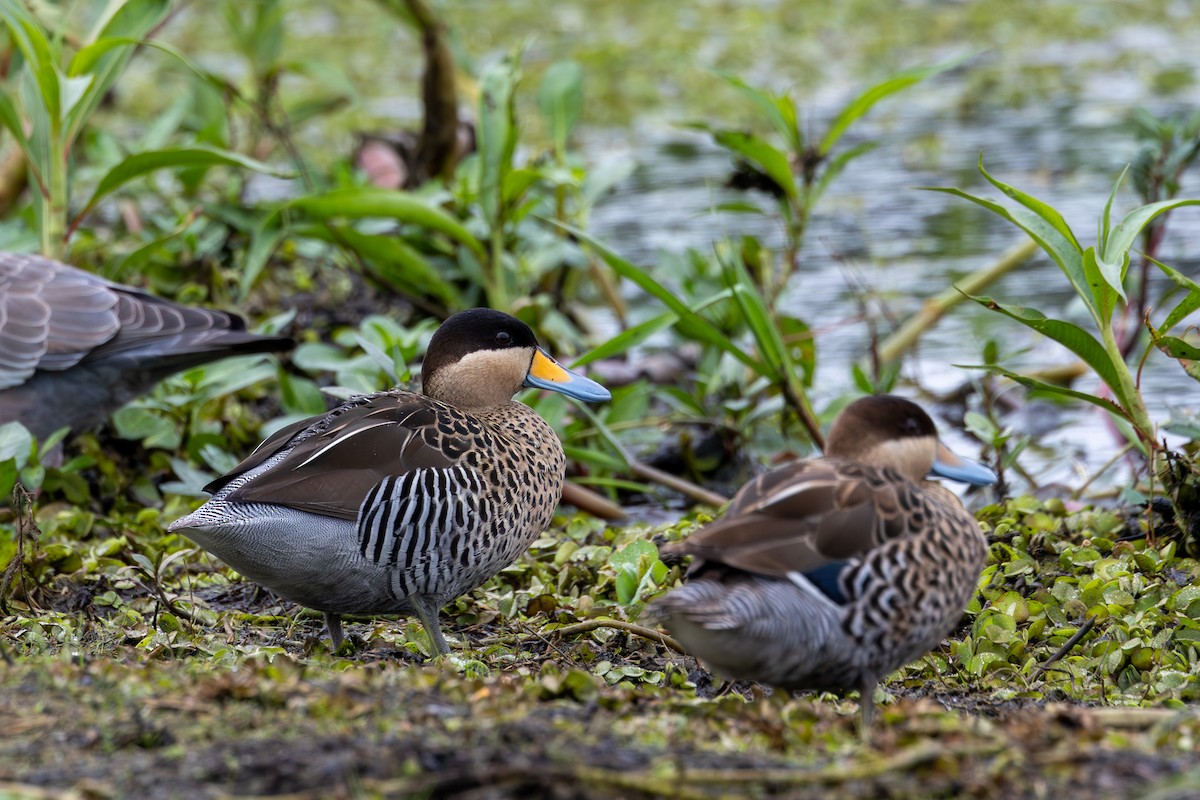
left=1098, top=317, right=1156, bottom=450
left=43, top=132, right=66, bottom=259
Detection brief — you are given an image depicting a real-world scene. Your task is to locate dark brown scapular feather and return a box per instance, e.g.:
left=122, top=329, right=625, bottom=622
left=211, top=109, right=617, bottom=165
left=665, top=460, right=908, bottom=579
left=210, top=393, right=458, bottom=520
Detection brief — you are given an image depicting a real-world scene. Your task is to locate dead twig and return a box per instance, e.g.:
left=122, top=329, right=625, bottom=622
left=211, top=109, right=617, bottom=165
left=1031, top=616, right=1097, bottom=681
left=542, top=617, right=685, bottom=654
left=561, top=482, right=627, bottom=521
left=628, top=461, right=729, bottom=509
left=1, top=484, right=39, bottom=615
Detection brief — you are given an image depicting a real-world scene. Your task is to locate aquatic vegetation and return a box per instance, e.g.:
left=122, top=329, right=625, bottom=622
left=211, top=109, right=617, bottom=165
left=1, top=0, right=1200, bottom=795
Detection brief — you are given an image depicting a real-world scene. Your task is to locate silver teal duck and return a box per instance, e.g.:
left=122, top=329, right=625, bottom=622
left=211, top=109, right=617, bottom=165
left=0, top=252, right=292, bottom=440
left=647, top=395, right=996, bottom=728
left=169, top=308, right=610, bottom=654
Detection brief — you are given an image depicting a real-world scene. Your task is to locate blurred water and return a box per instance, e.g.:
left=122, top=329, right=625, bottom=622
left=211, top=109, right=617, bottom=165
left=586, top=49, right=1200, bottom=493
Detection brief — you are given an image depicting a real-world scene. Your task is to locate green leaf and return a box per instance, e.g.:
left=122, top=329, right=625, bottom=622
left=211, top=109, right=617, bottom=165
left=971, top=295, right=1127, bottom=404
left=538, top=60, right=584, bottom=154
left=1104, top=197, right=1200, bottom=266
left=77, top=146, right=287, bottom=220
left=0, top=89, right=29, bottom=154
left=977, top=157, right=1082, bottom=253
left=929, top=176, right=1095, bottom=322
left=721, top=253, right=787, bottom=382
left=708, top=129, right=796, bottom=199
left=0, top=458, right=16, bottom=499
left=64, top=0, right=170, bottom=143
left=0, top=422, right=34, bottom=468
left=287, top=187, right=485, bottom=260
left=298, top=223, right=463, bottom=309
left=477, top=50, right=521, bottom=227
left=819, top=61, right=951, bottom=154
left=571, top=310, right=679, bottom=367
left=714, top=71, right=801, bottom=153
left=0, top=1, right=62, bottom=123
left=1152, top=335, right=1200, bottom=360
left=1095, top=165, right=1127, bottom=255
left=1151, top=256, right=1200, bottom=335
left=1083, top=247, right=1124, bottom=323
left=239, top=212, right=284, bottom=298
left=563, top=225, right=771, bottom=376
left=956, top=362, right=1132, bottom=423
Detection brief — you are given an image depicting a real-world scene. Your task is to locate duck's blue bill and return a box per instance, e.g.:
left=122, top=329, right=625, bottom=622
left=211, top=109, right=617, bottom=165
left=930, top=443, right=997, bottom=486
left=524, top=347, right=612, bottom=403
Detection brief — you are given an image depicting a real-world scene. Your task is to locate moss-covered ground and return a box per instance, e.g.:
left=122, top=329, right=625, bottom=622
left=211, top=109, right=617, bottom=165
left=2, top=496, right=1199, bottom=798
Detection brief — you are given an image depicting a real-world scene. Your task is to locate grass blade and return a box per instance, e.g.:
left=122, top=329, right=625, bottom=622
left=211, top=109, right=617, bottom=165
left=287, top=187, right=485, bottom=260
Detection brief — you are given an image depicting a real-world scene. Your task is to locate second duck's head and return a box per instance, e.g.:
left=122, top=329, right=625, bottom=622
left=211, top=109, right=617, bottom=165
left=420, top=308, right=611, bottom=410
left=825, top=395, right=996, bottom=486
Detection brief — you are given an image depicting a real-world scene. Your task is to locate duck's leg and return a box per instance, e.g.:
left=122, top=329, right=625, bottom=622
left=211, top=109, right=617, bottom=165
left=410, top=594, right=451, bottom=655
left=325, top=612, right=345, bottom=650
left=857, top=677, right=877, bottom=741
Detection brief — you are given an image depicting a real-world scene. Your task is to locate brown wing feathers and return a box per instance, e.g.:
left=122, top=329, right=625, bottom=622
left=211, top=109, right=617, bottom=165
left=667, top=461, right=904, bottom=579
left=215, top=394, right=460, bottom=520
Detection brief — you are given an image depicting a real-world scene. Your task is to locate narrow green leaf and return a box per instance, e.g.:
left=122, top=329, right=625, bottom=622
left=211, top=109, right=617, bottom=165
left=300, top=223, right=463, bottom=308
left=572, top=287, right=739, bottom=368
left=819, top=61, right=951, bottom=154
left=477, top=51, right=520, bottom=226
left=0, top=458, right=16, bottom=498
left=239, top=212, right=285, bottom=298
left=710, top=130, right=796, bottom=199
left=77, top=146, right=287, bottom=219
left=287, top=187, right=485, bottom=260
left=928, top=185, right=1097, bottom=322
left=563, top=225, right=770, bottom=376
left=714, top=71, right=802, bottom=153
left=537, top=60, right=584, bottom=153
left=0, top=4, right=62, bottom=123
left=64, top=0, right=170, bottom=142
left=722, top=254, right=787, bottom=377
left=1096, top=165, right=1128, bottom=254
left=1150, top=256, right=1200, bottom=335
left=956, top=363, right=1132, bottom=423
left=1084, top=247, right=1124, bottom=323
left=0, top=89, right=29, bottom=151
left=1105, top=197, right=1200, bottom=265
left=1152, top=335, right=1200, bottom=360
left=972, top=295, right=1125, bottom=399
left=978, top=157, right=1081, bottom=252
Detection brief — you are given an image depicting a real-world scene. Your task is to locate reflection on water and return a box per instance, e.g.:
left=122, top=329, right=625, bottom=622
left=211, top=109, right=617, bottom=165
left=587, top=55, right=1200, bottom=492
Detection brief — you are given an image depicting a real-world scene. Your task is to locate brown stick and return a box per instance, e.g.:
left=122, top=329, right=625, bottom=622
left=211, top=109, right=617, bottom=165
left=1031, top=616, right=1097, bottom=680
left=543, top=618, right=686, bottom=654
left=629, top=461, right=729, bottom=509
left=560, top=482, right=627, bottom=521
left=876, top=239, right=1039, bottom=364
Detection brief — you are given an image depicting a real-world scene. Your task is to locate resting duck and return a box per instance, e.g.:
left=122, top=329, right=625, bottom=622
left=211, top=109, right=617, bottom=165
left=169, top=308, right=610, bottom=654
left=0, top=252, right=292, bottom=440
left=648, top=395, right=996, bottom=728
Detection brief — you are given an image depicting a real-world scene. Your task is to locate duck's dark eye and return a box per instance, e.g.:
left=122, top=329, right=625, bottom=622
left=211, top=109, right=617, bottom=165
left=495, top=330, right=513, bottom=346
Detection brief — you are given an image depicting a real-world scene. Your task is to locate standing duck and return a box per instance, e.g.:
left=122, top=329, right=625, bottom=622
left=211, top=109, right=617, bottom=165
left=648, top=395, right=996, bottom=728
left=0, top=253, right=292, bottom=440
left=169, top=308, right=610, bottom=654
